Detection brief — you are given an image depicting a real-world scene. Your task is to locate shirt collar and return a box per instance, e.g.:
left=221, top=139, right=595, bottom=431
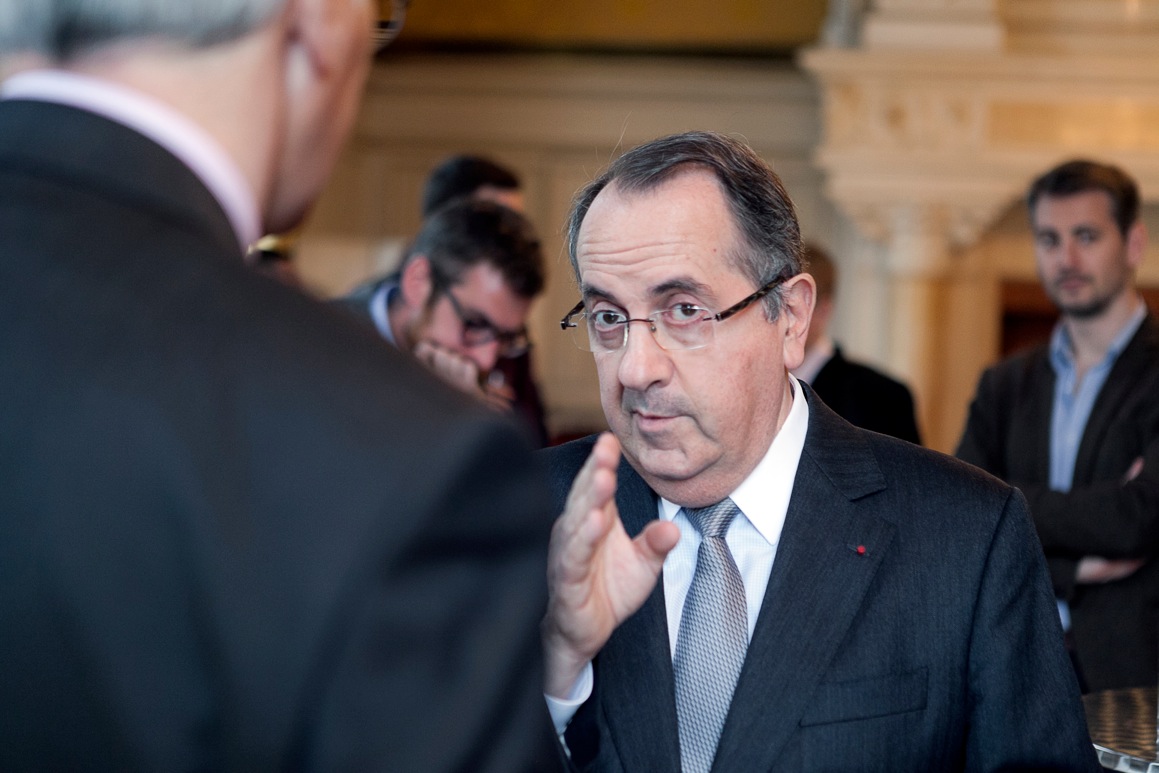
left=370, top=280, right=399, bottom=346
left=2, top=69, right=261, bottom=253
left=1049, top=299, right=1147, bottom=373
left=659, top=373, right=810, bottom=547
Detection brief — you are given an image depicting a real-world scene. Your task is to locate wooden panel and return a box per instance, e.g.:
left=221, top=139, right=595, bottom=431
left=393, top=0, right=828, bottom=52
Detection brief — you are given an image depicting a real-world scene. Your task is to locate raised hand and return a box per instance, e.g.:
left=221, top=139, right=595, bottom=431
left=541, top=433, right=680, bottom=698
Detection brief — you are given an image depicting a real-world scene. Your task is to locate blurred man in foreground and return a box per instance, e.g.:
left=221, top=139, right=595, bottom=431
left=0, top=1, right=553, bottom=770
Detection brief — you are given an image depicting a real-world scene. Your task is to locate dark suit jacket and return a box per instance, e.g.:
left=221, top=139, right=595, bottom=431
left=0, top=99, right=555, bottom=771
left=957, top=314, right=1159, bottom=691
left=336, top=276, right=551, bottom=448
left=543, top=387, right=1097, bottom=772
left=809, top=346, right=922, bottom=444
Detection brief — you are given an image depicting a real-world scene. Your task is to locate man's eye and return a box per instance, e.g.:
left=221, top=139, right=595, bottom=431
left=590, top=310, right=626, bottom=329
left=666, top=304, right=705, bottom=324
left=463, top=318, right=491, bottom=331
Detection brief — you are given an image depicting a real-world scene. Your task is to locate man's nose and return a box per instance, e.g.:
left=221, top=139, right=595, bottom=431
left=469, top=339, right=501, bottom=373
left=616, top=320, right=672, bottom=392
left=1061, top=238, right=1083, bottom=267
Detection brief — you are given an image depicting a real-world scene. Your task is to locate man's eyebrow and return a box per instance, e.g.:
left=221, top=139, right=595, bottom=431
left=580, top=285, right=617, bottom=305
left=651, top=278, right=712, bottom=300
left=580, top=277, right=714, bottom=306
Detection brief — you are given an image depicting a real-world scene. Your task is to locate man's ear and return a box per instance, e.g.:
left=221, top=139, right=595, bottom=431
left=779, top=273, right=816, bottom=370
left=283, top=0, right=341, bottom=80
left=1126, top=220, right=1148, bottom=271
left=399, top=255, right=435, bottom=309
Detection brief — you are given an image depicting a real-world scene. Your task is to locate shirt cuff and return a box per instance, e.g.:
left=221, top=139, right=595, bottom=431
left=544, top=661, right=594, bottom=736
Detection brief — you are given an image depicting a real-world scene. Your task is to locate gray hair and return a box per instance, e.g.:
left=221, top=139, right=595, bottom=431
left=566, top=130, right=803, bottom=319
left=0, top=0, right=284, bottom=58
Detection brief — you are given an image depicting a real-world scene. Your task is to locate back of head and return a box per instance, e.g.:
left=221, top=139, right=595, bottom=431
left=803, top=243, right=836, bottom=300
left=566, top=130, right=802, bottom=318
left=421, top=155, right=522, bottom=218
left=408, top=198, right=545, bottom=299
left=1026, top=159, right=1140, bottom=237
left=0, top=0, right=283, bottom=59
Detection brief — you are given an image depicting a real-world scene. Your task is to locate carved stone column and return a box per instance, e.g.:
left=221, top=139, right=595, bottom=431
left=863, top=0, right=1004, bottom=50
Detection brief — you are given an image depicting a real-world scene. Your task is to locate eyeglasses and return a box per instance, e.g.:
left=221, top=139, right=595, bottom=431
left=444, top=289, right=532, bottom=359
left=373, top=0, right=409, bottom=53
left=559, top=275, right=790, bottom=353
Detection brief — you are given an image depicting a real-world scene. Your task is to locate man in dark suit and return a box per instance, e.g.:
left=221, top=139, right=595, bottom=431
left=957, top=159, right=1159, bottom=692
left=542, top=131, right=1097, bottom=771
left=793, top=242, right=922, bottom=444
left=0, top=2, right=553, bottom=770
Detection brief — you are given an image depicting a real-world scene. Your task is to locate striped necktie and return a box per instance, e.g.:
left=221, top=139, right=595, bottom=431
left=673, top=498, right=748, bottom=773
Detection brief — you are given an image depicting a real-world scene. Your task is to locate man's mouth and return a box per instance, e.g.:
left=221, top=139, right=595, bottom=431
left=1055, top=274, right=1090, bottom=292
left=632, top=411, right=679, bottom=431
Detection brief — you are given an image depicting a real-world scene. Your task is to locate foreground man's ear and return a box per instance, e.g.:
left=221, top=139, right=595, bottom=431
left=779, top=272, right=816, bottom=371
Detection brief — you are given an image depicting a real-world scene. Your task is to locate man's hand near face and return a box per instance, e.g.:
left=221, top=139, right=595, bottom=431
left=412, top=340, right=511, bottom=411
left=541, top=433, right=680, bottom=698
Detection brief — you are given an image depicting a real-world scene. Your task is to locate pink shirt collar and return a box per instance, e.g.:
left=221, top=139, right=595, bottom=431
left=2, top=69, right=261, bottom=253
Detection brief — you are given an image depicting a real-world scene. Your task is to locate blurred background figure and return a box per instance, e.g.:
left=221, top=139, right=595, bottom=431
left=424, top=154, right=548, bottom=445
left=793, top=242, right=922, bottom=444
left=343, top=153, right=550, bottom=445
left=957, top=159, right=1159, bottom=693
left=423, top=154, right=525, bottom=216
left=337, top=197, right=549, bottom=443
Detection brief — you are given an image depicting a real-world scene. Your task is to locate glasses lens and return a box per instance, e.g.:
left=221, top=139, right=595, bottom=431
left=563, top=315, right=599, bottom=352
left=460, top=323, right=495, bottom=347
left=498, top=335, right=531, bottom=359
left=656, top=307, right=713, bottom=351
left=563, top=310, right=713, bottom=353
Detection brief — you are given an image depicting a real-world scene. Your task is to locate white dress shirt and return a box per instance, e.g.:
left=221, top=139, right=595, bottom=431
left=1, top=69, right=261, bottom=252
left=547, top=375, right=810, bottom=733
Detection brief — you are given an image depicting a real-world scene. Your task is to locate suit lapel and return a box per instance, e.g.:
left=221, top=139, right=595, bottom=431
left=1016, top=353, right=1056, bottom=485
left=597, top=458, right=683, bottom=771
left=1073, top=314, right=1159, bottom=483
left=713, top=390, right=896, bottom=772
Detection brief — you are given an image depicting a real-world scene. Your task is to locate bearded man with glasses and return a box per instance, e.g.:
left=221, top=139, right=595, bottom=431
left=540, top=130, right=1098, bottom=772
left=338, top=196, right=545, bottom=422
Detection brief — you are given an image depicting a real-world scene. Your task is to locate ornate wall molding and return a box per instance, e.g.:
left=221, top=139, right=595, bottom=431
left=802, top=2, right=1159, bottom=448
